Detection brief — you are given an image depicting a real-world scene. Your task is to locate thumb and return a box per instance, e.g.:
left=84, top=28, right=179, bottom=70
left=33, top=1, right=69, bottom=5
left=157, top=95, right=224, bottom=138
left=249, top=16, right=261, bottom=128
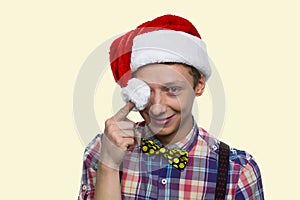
left=113, top=101, right=135, bottom=121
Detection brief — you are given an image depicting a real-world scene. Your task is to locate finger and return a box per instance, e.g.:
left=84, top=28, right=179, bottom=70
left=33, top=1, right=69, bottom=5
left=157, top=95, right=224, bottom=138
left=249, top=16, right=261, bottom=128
left=120, top=138, right=135, bottom=151
left=106, top=128, right=134, bottom=139
left=120, top=130, right=135, bottom=138
left=115, top=121, right=135, bottom=130
left=133, top=126, right=142, bottom=146
left=114, top=101, right=135, bottom=121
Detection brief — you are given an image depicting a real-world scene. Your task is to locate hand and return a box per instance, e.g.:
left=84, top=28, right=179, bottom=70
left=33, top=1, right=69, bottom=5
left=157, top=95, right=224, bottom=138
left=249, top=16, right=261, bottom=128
left=100, top=102, right=136, bottom=169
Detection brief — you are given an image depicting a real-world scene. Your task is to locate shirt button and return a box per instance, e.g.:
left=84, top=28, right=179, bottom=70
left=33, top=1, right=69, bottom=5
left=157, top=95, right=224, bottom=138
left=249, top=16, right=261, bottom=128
left=211, top=145, right=217, bottom=151
left=161, top=178, right=167, bottom=185
left=82, top=185, right=87, bottom=191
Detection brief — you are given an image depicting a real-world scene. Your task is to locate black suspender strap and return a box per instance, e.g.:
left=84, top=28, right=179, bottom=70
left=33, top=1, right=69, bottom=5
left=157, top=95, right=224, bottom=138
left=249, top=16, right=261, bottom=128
left=119, top=162, right=123, bottom=184
left=215, top=141, right=230, bottom=200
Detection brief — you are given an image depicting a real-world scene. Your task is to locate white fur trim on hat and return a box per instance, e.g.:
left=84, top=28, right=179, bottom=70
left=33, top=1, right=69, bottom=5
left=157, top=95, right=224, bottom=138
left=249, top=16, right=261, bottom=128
left=130, top=30, right=211, bottom=80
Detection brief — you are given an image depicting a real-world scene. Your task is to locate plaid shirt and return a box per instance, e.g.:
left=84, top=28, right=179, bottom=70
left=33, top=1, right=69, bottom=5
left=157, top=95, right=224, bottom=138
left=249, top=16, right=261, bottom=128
left=78, top=122, right=264, bottom=200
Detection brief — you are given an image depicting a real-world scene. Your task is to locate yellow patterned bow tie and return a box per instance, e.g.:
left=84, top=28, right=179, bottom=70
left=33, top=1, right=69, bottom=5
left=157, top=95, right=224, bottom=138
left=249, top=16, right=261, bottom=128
left=141, top=138, right=188, bottom=171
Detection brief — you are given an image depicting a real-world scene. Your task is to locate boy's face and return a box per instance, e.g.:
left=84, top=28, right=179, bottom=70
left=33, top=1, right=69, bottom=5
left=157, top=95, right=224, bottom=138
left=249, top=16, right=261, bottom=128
left=135, top=63, right=205, bottom=143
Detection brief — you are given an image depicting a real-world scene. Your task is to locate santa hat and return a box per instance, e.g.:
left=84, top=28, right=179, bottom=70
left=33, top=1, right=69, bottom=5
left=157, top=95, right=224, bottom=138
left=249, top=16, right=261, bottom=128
left=109, top=14, right=211, bottom=87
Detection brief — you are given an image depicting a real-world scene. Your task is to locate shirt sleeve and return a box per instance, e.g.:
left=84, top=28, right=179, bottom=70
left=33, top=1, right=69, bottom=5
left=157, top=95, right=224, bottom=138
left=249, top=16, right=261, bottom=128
left=78, top=134, right=102, bottom=200
left=235, top=157, right=264, bottom=200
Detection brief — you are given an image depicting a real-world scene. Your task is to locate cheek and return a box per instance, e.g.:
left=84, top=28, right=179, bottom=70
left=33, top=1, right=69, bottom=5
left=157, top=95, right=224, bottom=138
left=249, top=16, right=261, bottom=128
left=175, top=93, right=195, bottom=112
left=166, top=94, right=193, bottom=113
left=168, top=97, right=182, bottom=111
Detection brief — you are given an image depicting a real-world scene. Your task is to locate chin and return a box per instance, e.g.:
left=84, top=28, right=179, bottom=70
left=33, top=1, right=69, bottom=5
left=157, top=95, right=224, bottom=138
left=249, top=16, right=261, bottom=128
left=148, top=118, right=180, bottom=137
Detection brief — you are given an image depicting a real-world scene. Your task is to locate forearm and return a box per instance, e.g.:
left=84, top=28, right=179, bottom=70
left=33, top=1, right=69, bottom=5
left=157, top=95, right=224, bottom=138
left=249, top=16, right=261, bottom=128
left=94, top=162, right=122, bottom=200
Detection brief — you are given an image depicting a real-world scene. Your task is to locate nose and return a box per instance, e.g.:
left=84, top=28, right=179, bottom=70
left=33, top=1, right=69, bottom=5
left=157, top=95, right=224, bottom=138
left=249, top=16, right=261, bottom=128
left=149, top=91, right=167, bottom=116
left=149, top=104, right=166, bottom=116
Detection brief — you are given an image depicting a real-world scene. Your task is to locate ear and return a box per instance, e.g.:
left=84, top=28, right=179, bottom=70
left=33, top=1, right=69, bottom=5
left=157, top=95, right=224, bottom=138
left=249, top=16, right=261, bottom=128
left=194, top=74, right=206, bottom=96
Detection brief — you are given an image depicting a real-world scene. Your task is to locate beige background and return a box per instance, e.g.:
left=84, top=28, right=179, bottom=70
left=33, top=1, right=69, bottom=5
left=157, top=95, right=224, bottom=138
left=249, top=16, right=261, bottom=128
left=1, top=0, right=299, bottom=199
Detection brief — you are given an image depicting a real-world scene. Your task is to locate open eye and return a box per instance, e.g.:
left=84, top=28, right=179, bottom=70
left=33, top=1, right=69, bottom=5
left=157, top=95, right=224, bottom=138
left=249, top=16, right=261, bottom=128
left=167, top=86, right=182, bottom=95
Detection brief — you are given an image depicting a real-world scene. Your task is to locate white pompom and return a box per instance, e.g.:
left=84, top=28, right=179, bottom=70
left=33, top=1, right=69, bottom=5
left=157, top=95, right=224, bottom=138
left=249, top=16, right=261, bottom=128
left=121, top=78, right=150, bottom=111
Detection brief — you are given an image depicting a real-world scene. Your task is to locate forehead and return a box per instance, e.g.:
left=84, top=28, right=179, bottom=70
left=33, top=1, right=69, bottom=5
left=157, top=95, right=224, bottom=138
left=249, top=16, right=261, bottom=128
left=134, top=63, right=194, bottom=86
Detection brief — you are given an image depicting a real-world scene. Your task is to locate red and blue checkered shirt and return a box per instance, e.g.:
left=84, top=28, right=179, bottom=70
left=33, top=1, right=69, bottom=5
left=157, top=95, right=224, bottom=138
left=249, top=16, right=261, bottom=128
left=78, top=122, right=264, bottom=200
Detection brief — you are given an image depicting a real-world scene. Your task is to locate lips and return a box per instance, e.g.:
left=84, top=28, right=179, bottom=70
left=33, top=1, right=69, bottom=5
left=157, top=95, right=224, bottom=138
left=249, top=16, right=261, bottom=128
left=151, top=114, right=175, bottom=125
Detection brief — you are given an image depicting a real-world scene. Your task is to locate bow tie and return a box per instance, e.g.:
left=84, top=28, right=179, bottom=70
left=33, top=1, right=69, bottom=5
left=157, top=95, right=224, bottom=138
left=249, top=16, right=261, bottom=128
left=141, top=138, right=188, bottom=171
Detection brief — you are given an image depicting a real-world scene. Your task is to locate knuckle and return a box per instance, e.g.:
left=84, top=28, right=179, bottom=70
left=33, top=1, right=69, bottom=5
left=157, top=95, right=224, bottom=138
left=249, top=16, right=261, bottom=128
left=128, top=138, right=134, bottom=145
left=115, top=122, right=123, bottom=129
left=124, top=130, right=134, bottom=136
left=106, top=124, right=115, bottom=133
left=106, top=124, right=121, bottom=135
left=115, top=138, right=123, bottom=147
left=104, top=118, right=112, bottom=126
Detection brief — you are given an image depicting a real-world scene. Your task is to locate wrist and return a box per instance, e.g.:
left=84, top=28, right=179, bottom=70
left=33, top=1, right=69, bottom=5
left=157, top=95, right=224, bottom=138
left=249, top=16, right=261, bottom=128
left=98, top=159, right=120, bottom=172
left=97, top=161, right=120, bottom=180
left=99, top=148, right=123, bottom=170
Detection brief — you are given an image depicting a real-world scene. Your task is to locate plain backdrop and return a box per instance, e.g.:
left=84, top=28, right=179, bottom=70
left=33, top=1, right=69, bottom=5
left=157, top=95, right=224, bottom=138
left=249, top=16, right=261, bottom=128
left=1, top=1, right=299, bottom=199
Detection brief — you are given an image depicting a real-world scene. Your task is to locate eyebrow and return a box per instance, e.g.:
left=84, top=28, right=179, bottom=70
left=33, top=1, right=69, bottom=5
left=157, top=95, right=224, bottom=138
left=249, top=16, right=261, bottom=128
left=162, top=81, right=186, bottom=86
left=143, top=80, right=187, bottom=87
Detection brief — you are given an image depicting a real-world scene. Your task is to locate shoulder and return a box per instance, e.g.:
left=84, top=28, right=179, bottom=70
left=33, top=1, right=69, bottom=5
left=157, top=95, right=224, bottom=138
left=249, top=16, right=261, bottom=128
left=198, top=127, right=260, bottom=170
left=229, top=146, right=256, bottom=167
left=199, top=127, right=264, bottom=193
left=228, top=145, right=264, bottom=198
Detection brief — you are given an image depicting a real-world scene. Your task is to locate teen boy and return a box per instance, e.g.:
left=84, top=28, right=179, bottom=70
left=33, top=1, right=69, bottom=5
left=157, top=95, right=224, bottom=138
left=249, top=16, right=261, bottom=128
left=78, top=14, right=264, bottom=200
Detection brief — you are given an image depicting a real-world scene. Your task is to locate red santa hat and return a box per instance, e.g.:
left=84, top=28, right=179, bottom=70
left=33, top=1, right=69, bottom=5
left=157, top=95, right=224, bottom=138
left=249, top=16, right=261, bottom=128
left=109, top=14, right=211, bottom=87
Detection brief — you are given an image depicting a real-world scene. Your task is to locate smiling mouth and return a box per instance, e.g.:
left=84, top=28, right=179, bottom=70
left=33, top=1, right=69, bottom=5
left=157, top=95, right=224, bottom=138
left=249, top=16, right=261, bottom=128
left=150, top=114, right=175, bottom=125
